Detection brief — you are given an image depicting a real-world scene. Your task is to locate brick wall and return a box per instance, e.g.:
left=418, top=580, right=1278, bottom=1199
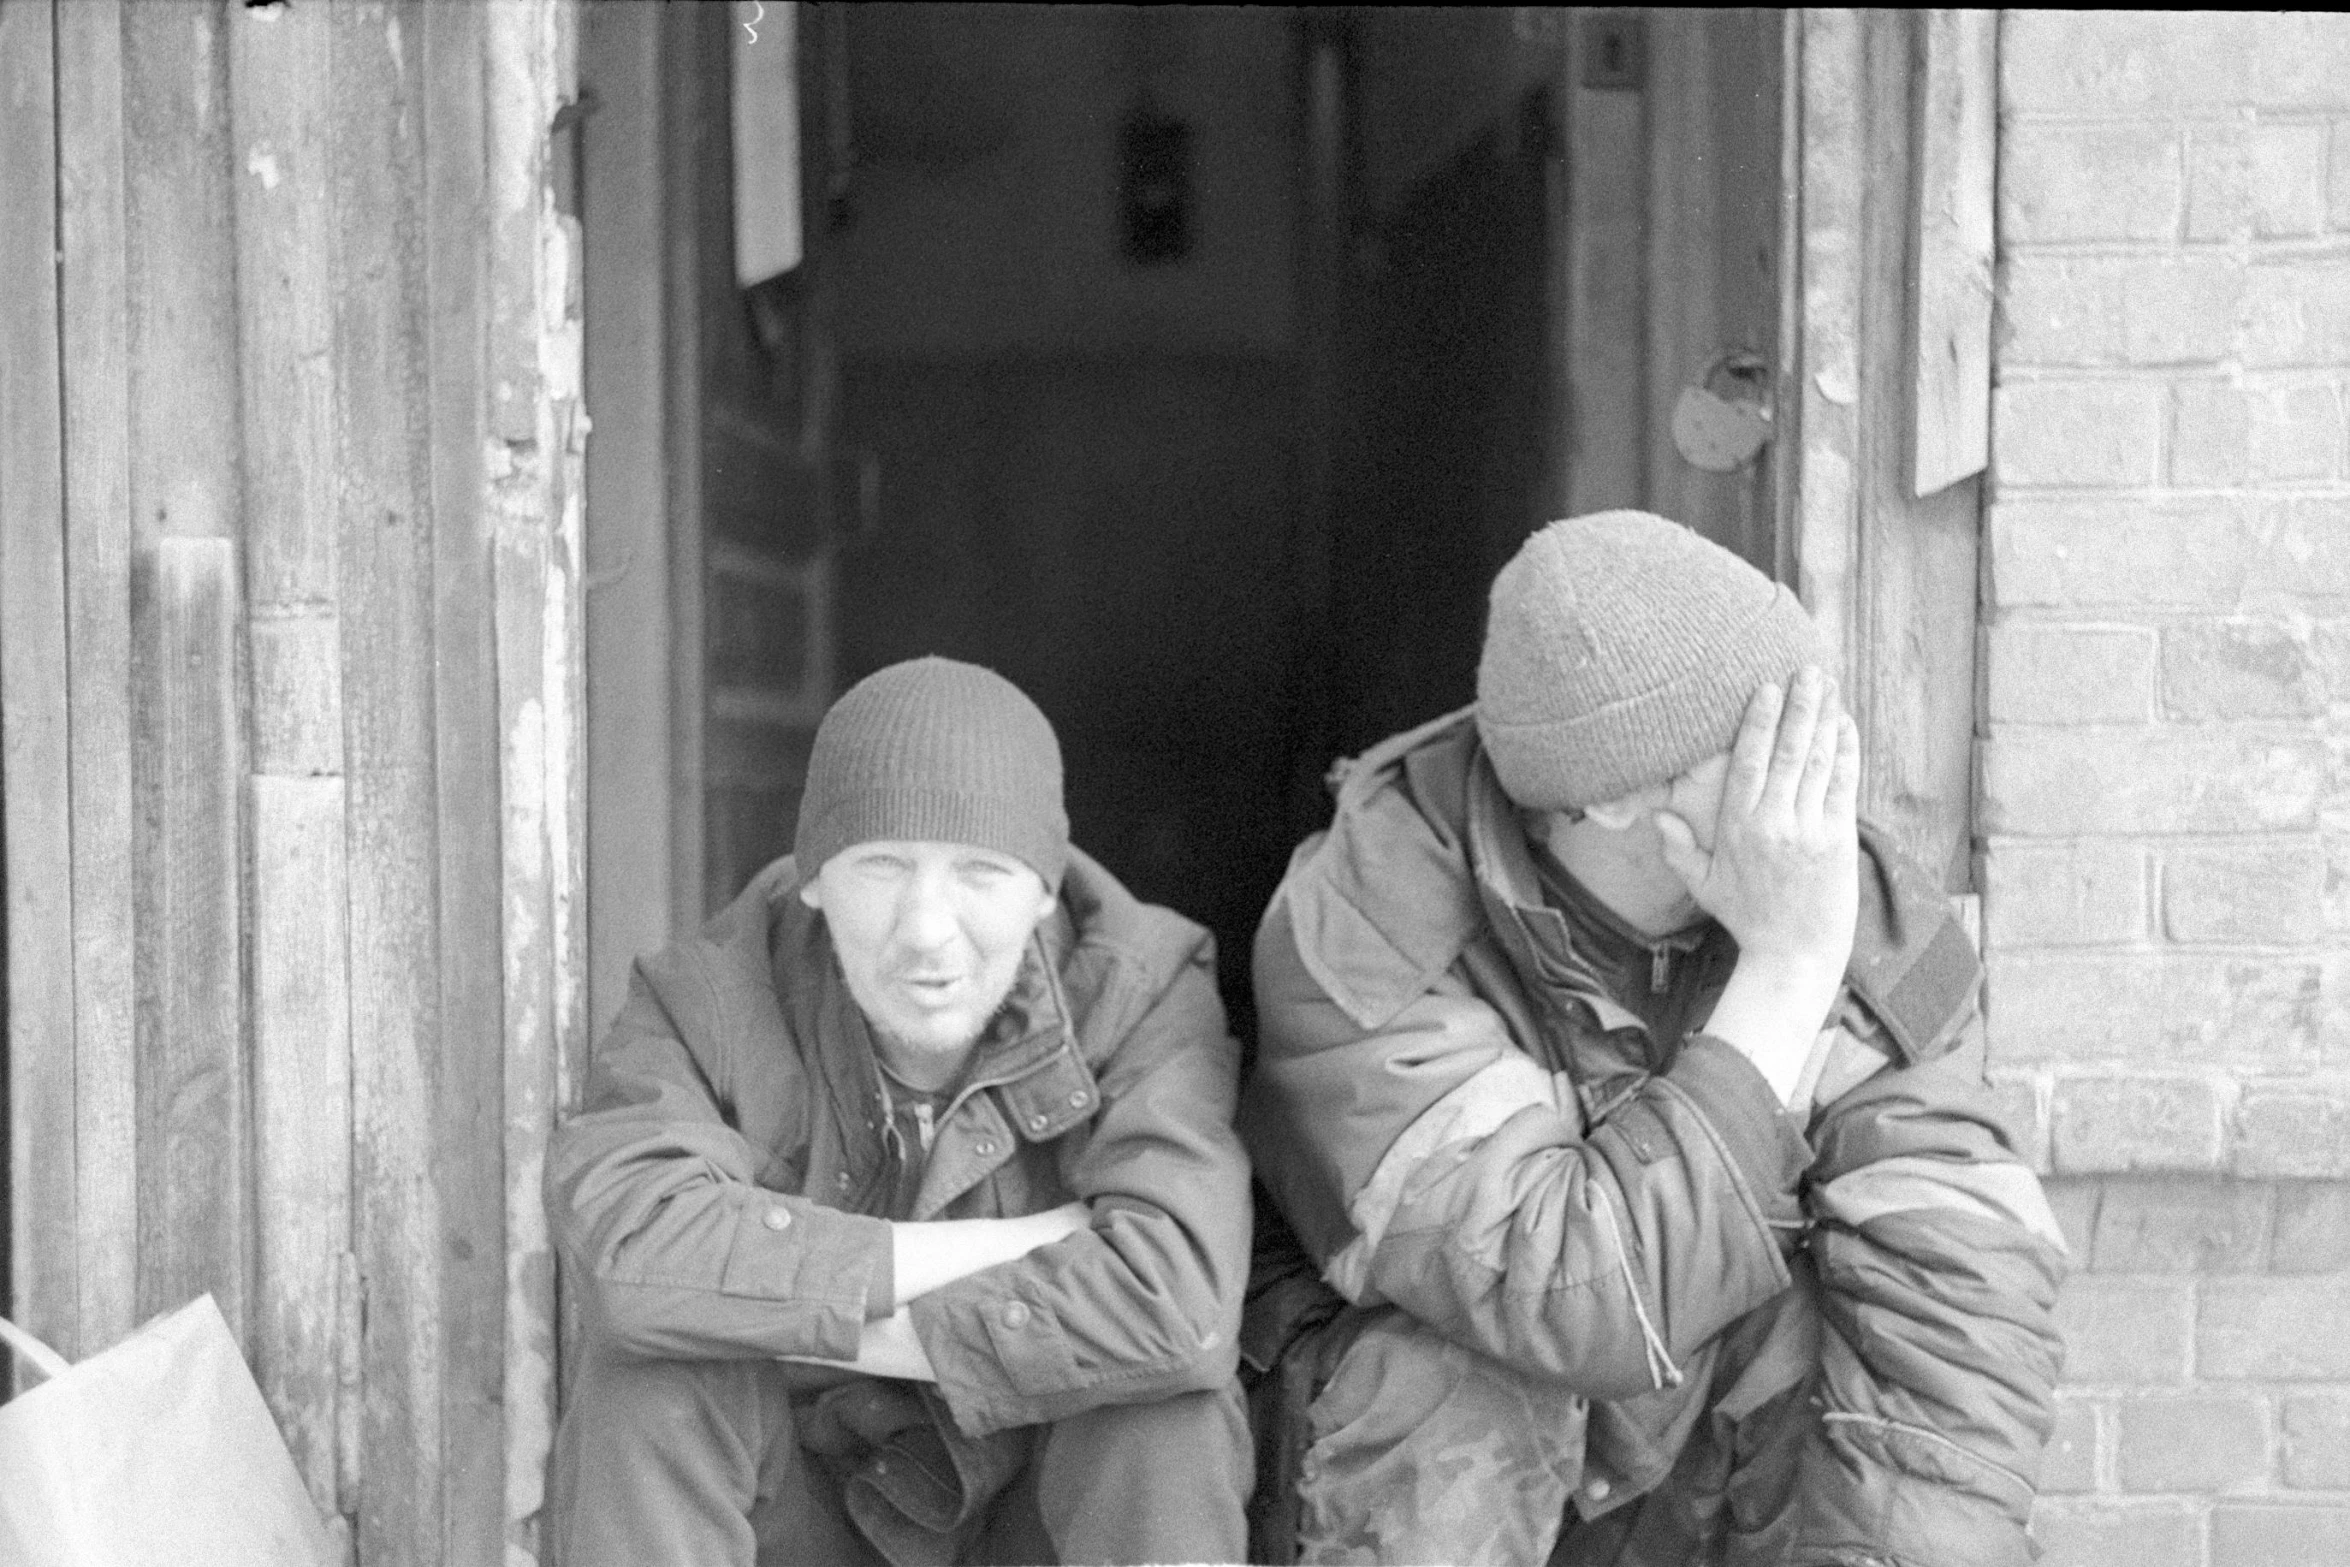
left=1985, top=14, right=2350, bottom=1564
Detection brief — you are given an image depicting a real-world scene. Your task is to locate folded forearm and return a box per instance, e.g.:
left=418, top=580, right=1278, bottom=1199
left=889, top=1202, right=1090, bottom=1307
left=777, top=1306, right=939, bottom=1382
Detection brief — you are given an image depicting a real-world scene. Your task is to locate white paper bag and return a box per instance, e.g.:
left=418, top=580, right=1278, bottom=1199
left=0, top=1294, right=335, bottom=1567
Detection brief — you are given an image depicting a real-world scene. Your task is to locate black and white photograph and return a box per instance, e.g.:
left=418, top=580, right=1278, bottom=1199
left=2, top=7, right=2345, bottom=1566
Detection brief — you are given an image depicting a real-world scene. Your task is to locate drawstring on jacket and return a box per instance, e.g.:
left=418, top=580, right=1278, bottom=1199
left=1594, top=1183, right=1685, bottom=1391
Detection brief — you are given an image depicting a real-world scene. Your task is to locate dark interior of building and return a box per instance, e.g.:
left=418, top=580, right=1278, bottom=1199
left=822, top=7, right=1572, bottom=1032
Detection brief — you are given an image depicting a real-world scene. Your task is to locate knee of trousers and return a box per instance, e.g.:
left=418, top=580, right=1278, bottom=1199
left=1047, top=1380, right=1252, bottom=1484
left=554, top=1341, right=789, bottom=1478
left=1296, top=1314, right=1588, bottom=1565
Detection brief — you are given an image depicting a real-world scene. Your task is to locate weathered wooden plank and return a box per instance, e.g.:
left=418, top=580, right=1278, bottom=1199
left=1644, top=10, right=1785, bottom=573
left=1908, top=9, right=1996, bottom=498
left=1853, top=11, right=1982, bottom=888
left=328, top=3, right=444, bottom=1561
left=249, top=776, right=354, bottom=1524
left=55, top=0, right=141, bottom=1362
left=494, top=499, right=559, bottom=1567
left=137, top=537, right=249, bottom=1334
left=248, top=614, right=348, bottom=777
left=122, top=0, right=242, bottom=550
left=120, top=0, right=251, bottom=1347
left=486, top=9, right=587, bottom=1555
left=1791, top=9, right=1866, bottom=682
left=1643, top=9, right=1718, bottom=537
left=663, top=1, right=714, bottom=928
left=1562, top=20, right=1646, bottom=515
left=582, top=0, right=678, bottom=1040
left=0, top=0, right=80, bottom=1378
left=229, top=0, right=339, bottom=609
left=421, top=3, right=506, bottom=1560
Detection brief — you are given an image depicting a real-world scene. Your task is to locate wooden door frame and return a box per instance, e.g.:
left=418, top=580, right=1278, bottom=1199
left=1781, top=8, right=1994, bottom=895
left=581, top=0, right=694, bottom=1039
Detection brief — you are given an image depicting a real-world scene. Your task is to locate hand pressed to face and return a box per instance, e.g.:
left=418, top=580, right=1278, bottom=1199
left=800, top=840, right=1057, bottom=1087
left=1651, top=666, right=1861, bottom=982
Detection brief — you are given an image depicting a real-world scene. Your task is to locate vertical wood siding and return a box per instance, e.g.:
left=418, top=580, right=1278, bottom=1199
left=1789, top=9, right=1987, bottom=890
left=3, top=4, right=583, bottom=1563
left=0, top=0, right=77, bottom=1385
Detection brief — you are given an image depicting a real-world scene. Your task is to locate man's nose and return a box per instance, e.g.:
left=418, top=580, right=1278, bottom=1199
left=893, top=875, right=959, bottom=949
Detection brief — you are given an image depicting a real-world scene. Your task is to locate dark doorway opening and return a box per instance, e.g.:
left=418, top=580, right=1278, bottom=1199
left=826, top=7, right=1572, bottom=1032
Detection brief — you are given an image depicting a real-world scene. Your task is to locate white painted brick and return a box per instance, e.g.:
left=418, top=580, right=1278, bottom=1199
left=2051, top=1075, right=2226, bottom=1174
left=2001, top=255, right=2244, bottom=370
left=2001, top=13, right=2253, bottom=115
left=2162, top=839, right=2329, bottom=943
left=2246, top=259, right=2350, bottom=369
left=2160, top=620, right=2326, bottom=721
left=2187, top=123, right=2331, bottom=241
left=1986, top=950, right=2325, bottom=1073
left=2332, top=121, right=2350, bottom=231
left=2249, top=13, right=2350, bottom=112
left=1979, top=729, right=2326, bottom=835
left=1984, top=622, right=2156, bottom=725
left=2233, top=1088, right=2350, bottom=1178
left=1987, top=496, right=2350, bottom=611
left=1982, top=839, right=2148, bottom=947
left=2005, top=125, right=2182, bottom=243
left=2171, top=381, right=2344, bottom=487
left=1993, top=382, right=2164, bottom=489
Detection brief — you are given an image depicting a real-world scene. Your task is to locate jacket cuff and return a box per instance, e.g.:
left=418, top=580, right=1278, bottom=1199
left=717, top=1197, right=894, bottom=1355
left=1670, top=1035, right=1812, bottom=1223
left=907, top=1274, right=1079, bottom=1437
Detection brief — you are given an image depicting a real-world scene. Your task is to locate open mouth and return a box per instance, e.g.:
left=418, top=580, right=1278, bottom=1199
left=898, top=974, right=965, bottom=1007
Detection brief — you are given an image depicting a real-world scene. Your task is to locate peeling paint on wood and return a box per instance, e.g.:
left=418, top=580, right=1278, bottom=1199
left=250, top=775, right=355, bottom=1520
left=1909, top=10, right=1996, bottom=497
left=1, top=0, right=80, bottom=1379
left=22, top=4, right=582, bottom=1560
left=55, top=0, right=141, bottom=1362
left=139, top=537, right=249, bottom=1335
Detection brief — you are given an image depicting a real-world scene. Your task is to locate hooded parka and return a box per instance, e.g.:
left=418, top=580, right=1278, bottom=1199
left=1244, top=710, right=2067, bottom=1567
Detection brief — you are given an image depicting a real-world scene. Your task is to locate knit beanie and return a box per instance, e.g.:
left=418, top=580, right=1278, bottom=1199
left=793, top=657, right=1069, bottom=889
left=1475, top=510, right=1825, bottom=811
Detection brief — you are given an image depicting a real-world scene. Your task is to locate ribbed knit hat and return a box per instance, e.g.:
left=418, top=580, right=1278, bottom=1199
left=1475, top=510, right=1825, bottom=810
left=793, top=657, right=1069, bottom=889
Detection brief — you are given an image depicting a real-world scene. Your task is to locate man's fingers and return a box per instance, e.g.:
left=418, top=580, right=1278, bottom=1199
left=1824, top=711, right=1861, bottom=824
left=1723, top=682, right=1782, bottom=816
left=1796, top=688, right=1843, bottom=820
left=1759, top=667, right=1826, bottom=816
left=1653, top=810, right=1708, bottom=893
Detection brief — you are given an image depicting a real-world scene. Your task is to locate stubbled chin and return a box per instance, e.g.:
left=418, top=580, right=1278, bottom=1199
left=878, top=1006, right=990, bottom=1060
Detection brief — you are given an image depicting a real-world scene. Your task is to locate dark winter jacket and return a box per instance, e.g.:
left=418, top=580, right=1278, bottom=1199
left=1244, top=709, right=2067, bottom=1566
left=549, top=849, right=1250, bottom=1442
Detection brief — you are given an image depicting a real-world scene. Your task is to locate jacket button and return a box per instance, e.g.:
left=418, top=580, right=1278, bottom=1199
left=1067, top=1090, right=1089, bottom=1108
left=1001, top=1301, right=1030, bottom=1328
left=1585, top=1477, right=1611, bottom=1502
left=1027, top=1113, right=1050, bottom=1133
left=836, top=1172, right=851, bottom=1190
left=975, top=1140, right=997, bottom=1157
left=762, top=1206, right=792, bottom=1232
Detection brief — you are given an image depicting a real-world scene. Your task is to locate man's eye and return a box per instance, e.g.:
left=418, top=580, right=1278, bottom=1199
left=958, top=861, right=1012, bottom=884
left=858, top=856, right=911, bottom=876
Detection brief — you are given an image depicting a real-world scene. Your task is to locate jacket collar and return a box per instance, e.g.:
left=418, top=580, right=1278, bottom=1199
left=774, top=891, right=1103, bottom=1164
